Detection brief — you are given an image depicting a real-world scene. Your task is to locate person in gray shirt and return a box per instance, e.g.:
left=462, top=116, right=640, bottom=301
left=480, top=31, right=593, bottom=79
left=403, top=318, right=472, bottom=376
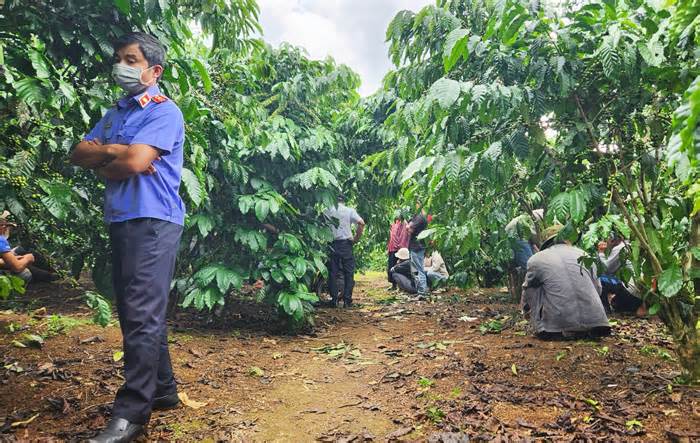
left=323, top=195, right=365, bottom=307
left=522, top=224, right=610, bottom=339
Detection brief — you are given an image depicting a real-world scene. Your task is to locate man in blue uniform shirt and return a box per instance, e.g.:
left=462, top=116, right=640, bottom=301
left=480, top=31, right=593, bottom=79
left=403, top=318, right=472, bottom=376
left=71, top=32, right=184, bottom=443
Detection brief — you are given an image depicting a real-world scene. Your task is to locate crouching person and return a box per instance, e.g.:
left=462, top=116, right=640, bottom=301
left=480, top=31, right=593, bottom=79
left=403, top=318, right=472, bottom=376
left=0, top=211, right=58, bottom=283
left=0, top=212, right=34, bottom=282
left=390, top=248, right=416, bottom=294
left=522, top=225, right=610, bottom=340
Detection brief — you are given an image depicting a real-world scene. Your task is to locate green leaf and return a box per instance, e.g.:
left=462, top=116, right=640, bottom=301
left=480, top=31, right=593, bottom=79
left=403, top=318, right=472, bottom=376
left=255, top=199, right=270, bottom=222
left=417, top=228, right=435, bottom=240
left=181, top=168, right=203, bottom=207
left=549, top=192, right=569, bottom=222
left=113, top=350, right=124, bottom=362
left=14, top=78, right=45, bottom=106
left=648, top=303, right=661, bottom=316
left=443, top=28, right=469, bottom=72
left=690, top=247, right=700, bottom=261
left=501, top=6, right=528, bottom=45
left=427, top=78, right=461, bottom=109
left=658, top=265, right=683, bottom=298
left=401, top=156, right=435, bottom=183
left=113, top=0, right=131, bottom=14
left=638, top=39, right=665, bottom=67
left=214, top=266, right=242, bottom=294
left=8, top=276, right=26, bottom=295
left=85, top=291, right=112, bottom=327
left=191, top=59, right=213, bottom=94
left=28, top=49, right=51, bottom=79
left=569, top=189, right=588, bottom=223
left=192, top=214, right=214, bottom=238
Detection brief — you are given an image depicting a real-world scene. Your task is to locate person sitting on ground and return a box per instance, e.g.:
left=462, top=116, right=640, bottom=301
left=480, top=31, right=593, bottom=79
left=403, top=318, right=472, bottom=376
left=0, top=212, right=34, bottom=282
left=597, top=234, right=645, bottom=315
left=387, top=209, right=409, bottom=290
left=424, top=246, right=448, bottom=288
left=390, top=247, right=416, bottom=294
left=0, top=211, right=58, bottom=283
left=522, top=224, right=610, bottom=339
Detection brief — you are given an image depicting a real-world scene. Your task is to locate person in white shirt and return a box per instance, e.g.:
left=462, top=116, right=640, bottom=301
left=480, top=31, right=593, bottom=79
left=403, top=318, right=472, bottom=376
left=323, top=195, right=365, bottom=307
left=597, top=234, right=644, bottom=315
left=424, top=248, right=449, bottom=288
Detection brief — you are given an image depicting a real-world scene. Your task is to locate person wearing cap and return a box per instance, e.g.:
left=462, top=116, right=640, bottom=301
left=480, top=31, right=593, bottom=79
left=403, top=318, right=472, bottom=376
left=387, top=209, right=409, bottom=290
left=390, top=247, right=416, bottom=294
left=0, top=212, right=34, bottom=282
left=71, top=32, right=185, bottom=442
left=323, top=195, right=365, bottom=307
left=522, top=224, right=610, bottom=339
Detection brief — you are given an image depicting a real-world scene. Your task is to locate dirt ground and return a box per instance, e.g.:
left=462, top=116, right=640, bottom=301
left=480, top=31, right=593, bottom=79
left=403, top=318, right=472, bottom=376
left=1, top=272, right=699, bottom=442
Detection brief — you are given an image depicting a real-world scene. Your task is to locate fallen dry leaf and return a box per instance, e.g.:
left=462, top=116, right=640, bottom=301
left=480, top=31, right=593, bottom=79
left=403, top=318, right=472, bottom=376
left=386, top=426, right=413, bottom=440
left=178, top=392, right=208, bottom=409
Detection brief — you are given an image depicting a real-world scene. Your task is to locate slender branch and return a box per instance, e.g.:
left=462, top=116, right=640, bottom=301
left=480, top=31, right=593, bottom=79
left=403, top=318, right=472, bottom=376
left=612, top=189, right=663, bottom=275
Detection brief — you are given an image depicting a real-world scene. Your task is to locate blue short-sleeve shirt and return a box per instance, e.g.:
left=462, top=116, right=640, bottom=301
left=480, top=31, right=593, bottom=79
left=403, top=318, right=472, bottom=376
left=0, top=236, right=11, bottom=254
left=85, top=85, right=186, bottom=225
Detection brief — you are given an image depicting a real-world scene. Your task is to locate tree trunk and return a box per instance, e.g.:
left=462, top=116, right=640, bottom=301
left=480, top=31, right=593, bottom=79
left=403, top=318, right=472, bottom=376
left=675, top=329, right=700, bottom=383
left=661, top=293, right=700, bottom=383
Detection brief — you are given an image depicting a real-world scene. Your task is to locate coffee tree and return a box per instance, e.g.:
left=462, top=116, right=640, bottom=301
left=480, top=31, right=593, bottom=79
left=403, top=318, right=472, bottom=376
left=0, top=0, right=359, bottom=328
left=364, top=0, right=699, bottom=379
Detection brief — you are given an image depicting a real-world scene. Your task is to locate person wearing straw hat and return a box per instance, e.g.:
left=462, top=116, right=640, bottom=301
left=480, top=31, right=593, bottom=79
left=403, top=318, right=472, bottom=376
left=522, top=224, right=610, bottom=339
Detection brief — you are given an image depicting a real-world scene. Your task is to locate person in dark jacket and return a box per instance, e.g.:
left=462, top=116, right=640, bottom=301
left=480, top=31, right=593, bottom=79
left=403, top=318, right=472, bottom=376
left=390, top=248, right=416, bottom=294
left=406, top=203, right=428, bottom=295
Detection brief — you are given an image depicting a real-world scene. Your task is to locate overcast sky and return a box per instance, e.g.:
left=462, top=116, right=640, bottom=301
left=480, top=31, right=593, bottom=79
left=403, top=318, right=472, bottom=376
left=257, top=0, right=434, bottom=96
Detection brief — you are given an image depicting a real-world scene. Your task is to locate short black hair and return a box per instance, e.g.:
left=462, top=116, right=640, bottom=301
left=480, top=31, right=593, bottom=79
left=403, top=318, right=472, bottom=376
left=113, top=32, right=166, bottom=67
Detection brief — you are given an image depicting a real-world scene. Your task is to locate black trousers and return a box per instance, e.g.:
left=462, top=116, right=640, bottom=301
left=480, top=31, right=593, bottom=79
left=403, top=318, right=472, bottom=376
left=110, top=218, right=182, bottom=425
left=601, top=280, right=642, bottom=313
left=387, top=252, right=398, bottom=284
left=329, top=240, right=355, bottom=305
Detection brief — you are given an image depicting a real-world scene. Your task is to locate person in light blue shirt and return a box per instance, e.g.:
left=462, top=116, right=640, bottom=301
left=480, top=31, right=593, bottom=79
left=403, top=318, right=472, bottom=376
left=71, top=32, right=184, bottom=443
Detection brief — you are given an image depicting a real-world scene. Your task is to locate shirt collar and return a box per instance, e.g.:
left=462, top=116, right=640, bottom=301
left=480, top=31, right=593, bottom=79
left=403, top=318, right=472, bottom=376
left=117, top=85, right=161, bottom=109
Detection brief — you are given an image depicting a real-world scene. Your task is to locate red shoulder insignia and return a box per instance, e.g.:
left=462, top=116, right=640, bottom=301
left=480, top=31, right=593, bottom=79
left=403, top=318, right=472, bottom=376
left=151, top=95, right=169, bottom=104
left=138, top=93, right=151, bottom=108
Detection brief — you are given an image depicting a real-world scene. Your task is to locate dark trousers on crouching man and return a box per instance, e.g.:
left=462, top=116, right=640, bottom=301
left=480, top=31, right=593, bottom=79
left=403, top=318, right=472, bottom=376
left=329, top=239, right=355, bottom=307
left=110, top=218, right=182, bottom=425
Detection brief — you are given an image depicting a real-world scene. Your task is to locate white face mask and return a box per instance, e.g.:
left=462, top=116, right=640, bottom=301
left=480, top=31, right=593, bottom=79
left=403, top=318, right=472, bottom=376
left=112, top=63, right=156, bottom=95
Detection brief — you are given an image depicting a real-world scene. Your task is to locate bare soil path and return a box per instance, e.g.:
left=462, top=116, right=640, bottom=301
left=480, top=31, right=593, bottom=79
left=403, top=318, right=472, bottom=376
left=1, top=272, right=699, bottom=441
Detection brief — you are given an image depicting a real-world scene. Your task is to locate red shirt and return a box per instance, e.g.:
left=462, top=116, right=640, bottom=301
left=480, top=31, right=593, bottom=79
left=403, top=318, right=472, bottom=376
left=387, top=221, right=409, bottom=252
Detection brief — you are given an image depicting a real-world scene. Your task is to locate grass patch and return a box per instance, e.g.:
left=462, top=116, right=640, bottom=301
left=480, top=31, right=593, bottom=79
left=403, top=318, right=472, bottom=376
left=45, top=315, right=90, bottom=337
left=170, top=420, right=206, bottom=439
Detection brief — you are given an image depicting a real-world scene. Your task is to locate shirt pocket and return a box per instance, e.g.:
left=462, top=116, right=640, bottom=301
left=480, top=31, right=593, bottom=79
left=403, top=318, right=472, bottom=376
left=116, top=125, right=140, bottom=145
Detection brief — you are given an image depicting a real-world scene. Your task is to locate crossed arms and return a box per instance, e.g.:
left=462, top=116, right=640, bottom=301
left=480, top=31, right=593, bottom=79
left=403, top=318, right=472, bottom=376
left=70, top=139, right=159, bottom=180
